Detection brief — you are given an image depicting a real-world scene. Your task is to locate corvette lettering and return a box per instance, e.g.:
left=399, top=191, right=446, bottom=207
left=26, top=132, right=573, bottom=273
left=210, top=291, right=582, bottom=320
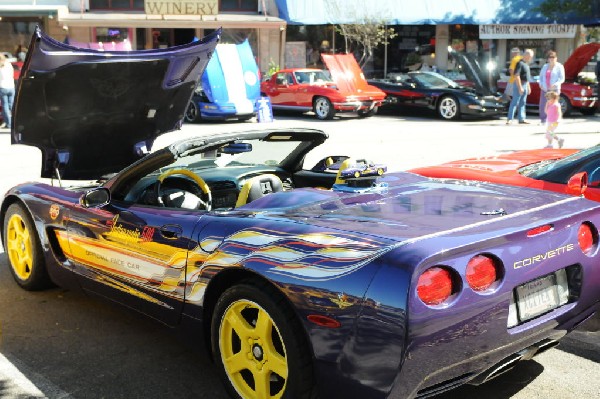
left=513, top=244, right=574, bottom=269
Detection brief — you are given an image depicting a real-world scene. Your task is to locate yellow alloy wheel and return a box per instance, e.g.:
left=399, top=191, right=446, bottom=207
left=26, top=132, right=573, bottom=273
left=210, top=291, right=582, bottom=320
left=219, top=299, right=288, bottom=399
left=6, top=213, right=34, bottom=280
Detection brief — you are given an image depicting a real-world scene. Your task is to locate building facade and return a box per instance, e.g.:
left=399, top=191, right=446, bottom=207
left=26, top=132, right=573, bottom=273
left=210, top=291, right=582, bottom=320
left=0, top=0, right=287, bottom=75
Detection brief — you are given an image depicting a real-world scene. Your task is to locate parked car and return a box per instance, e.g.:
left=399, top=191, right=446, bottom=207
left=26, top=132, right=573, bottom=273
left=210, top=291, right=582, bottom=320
left=497, top=43, right=600, bottom=116
left=260, top=53, right=386, bottom=120
left=185, top=40, right=260, bottom=122
left=5, top=27, right=600, bottom=399
left=369, top=71, right=507, bottom=120
left=410, top=145, right=600, bottom=201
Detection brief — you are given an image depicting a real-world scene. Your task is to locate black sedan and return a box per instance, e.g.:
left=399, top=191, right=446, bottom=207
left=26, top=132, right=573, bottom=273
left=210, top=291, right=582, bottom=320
left=369, top=71, right=506, bottom=120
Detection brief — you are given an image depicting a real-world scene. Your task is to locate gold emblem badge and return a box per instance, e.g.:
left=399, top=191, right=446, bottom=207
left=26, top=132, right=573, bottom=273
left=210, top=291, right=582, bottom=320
left=49, top=204, right=60, bottom=220
left=331, top=293, right=353, bottom=309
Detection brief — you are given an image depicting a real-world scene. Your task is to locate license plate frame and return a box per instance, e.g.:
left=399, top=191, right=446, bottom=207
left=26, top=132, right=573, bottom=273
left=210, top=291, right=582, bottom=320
left=515, top=273, right=561, bottom=322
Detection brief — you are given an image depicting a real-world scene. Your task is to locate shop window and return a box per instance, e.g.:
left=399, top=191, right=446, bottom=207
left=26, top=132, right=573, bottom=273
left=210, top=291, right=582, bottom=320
left=220, top=0, right=258, bottom=12
left=90, top=0, right=144, bottom=10
left=95, top=27, right=130, bottom=43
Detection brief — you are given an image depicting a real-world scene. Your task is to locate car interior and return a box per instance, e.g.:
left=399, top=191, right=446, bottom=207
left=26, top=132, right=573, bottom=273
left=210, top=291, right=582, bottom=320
left=110, top=133, right=353, bottom=212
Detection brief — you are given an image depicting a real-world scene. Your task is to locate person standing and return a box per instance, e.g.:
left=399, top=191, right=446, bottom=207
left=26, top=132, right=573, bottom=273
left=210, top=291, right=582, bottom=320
left=0, top=53, right=15, bottom=129
left=504, top=47, right=522, bottom=100
left=544, top=91, right=563, bottom=148
left=538, top=50, right=565, bottom=124
left=506, top=48, right=533, bottom=124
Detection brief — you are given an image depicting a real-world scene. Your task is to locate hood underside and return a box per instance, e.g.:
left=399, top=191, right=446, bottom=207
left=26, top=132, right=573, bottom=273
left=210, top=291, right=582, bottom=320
left=321, top=53, right=386, bottom=98
left=13, top=27, right=220, bottom=180
left=563, top=43, right=600, bottom=81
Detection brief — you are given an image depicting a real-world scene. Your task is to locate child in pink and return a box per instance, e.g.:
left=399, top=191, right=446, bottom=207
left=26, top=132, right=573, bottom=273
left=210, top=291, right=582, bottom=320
left=544, top=91, right=563, bottom=148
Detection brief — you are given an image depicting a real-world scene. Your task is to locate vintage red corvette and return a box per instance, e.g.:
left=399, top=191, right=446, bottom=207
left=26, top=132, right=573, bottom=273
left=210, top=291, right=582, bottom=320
left=498, top=43, right=600, bottom=116
left=260, top=53, right=386, bottom=120
left=410, top=146, right=600, bottom=201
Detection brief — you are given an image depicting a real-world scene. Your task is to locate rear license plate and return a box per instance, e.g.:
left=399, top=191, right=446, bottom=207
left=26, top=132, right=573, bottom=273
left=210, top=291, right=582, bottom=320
left=515, top=274, right=560, bottom=321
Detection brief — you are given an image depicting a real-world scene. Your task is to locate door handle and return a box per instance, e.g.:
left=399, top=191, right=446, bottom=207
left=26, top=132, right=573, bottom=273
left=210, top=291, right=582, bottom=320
left=160, top=224, right=183, bottom=239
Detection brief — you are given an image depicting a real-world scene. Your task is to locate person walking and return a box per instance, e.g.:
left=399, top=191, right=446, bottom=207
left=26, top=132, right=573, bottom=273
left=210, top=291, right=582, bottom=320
left=538, top=50, right=565, bottom=124
left=0, top=53, right=15, bottom=129
left=544, top=91, right=563, bottom=148
left=504, top=47, right=522, bottom=100
left=506, top=49, right=533, bottom=125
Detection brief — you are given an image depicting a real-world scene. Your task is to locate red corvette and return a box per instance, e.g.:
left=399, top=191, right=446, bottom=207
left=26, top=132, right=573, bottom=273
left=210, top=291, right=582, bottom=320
left=260, top=53, right=385, bottom=120
left=411, top=146, right=600, bottom=201
left=497, top=43, right=599, bottom=116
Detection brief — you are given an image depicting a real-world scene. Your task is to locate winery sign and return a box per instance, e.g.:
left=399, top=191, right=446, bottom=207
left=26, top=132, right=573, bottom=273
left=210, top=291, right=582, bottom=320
left=145, top=0, right=218, bottom=15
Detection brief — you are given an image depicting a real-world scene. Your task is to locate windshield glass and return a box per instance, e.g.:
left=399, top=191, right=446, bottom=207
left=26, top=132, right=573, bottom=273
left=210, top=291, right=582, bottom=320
left=521, top=146, right=597, bottom=178
left=161, top=138, right=304, bottom=172
left=410, top=72, right=459, bottom=89
left=294, top=70, right=333, bottom=85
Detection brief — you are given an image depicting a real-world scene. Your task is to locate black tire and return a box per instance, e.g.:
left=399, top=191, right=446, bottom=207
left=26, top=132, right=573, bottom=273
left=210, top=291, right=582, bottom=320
left=211, top=280, right=316, bottom=399
left=559, top=94, right=573, bottom=117
left=185, top=101, right=201, bottom=123
left=580, top=107, right=597, bottom=116
left=357, top=106, right=378, bottom=118
left=313, top=96, right=335, bottom=120
left=3, top=203, right=51, bottom=290
left=437, top=95, right=460, bottom=120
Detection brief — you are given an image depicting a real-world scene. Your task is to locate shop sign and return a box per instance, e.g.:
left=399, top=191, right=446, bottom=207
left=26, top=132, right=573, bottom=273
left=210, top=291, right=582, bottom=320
left=479, top=24, right=577, bottom=39
left=145, top=0, right=218, bottom=15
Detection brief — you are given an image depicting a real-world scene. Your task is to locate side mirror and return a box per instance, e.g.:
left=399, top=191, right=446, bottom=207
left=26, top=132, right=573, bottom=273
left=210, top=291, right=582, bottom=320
left=566, top=172, right=588, bottom=196
left=81, top=187, right=110, bottom=208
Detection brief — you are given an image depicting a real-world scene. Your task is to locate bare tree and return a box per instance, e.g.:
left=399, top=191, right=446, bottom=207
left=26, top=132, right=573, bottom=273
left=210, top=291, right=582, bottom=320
left=325, top=1, right=396, bottom=69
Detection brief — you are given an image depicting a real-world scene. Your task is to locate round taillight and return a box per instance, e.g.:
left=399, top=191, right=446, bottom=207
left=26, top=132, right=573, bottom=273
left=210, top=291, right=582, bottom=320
left=417, top=267, right=453, bottom=306
left=466, top=255, right=498, bottom=292
left=578, top=222, right=597, bottom=255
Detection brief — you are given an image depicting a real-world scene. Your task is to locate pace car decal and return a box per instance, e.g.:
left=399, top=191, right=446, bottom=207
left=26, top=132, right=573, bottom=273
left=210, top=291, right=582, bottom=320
left=196, top=227, right=391, bottom=282
left=55, top=226, right=390, bottom=306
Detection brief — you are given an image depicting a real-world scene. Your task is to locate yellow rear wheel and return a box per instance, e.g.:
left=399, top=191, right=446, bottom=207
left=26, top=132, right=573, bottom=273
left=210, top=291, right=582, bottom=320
left=211, top=281, right=316, bottom=399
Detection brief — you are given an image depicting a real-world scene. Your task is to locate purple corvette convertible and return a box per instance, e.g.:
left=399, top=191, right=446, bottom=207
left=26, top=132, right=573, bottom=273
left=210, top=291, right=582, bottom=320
left=2, top=27, right=600, bottom=399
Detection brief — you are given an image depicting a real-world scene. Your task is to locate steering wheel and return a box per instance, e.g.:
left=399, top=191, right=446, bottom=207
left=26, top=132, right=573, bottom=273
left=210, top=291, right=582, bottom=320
left=155, top=169, right=212, bottom=211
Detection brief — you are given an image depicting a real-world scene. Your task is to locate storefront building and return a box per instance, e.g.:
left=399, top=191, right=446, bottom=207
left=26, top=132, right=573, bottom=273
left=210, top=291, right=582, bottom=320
left=0, top=0, right=287, bottom=75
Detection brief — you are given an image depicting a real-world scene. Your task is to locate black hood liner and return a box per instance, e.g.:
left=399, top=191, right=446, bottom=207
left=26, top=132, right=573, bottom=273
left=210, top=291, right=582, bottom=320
left=450, top=52, right=500, bottom=96
left=12, top=27, right=220, bottom=180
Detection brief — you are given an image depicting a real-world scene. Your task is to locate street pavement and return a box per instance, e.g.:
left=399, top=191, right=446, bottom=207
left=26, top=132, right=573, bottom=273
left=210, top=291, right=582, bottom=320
left=0, top=110, right=599, bottom=398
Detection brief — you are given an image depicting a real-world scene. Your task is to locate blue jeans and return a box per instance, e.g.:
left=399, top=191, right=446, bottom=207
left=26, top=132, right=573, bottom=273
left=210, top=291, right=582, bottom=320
left=0, top=87, right=15, bottom=127
left=507, top=83, right=529, bottom=122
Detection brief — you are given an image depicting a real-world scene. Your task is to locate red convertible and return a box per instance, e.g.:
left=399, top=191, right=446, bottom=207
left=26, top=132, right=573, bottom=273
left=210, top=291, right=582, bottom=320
left=498, top=43, right=599, bottom=116
left=410, top=146, right=600, bottom=201
left=260, top=54, right=385, bottom=120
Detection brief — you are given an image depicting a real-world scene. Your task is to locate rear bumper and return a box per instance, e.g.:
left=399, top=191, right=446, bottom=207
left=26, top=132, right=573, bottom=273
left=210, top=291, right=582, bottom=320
left=388, top=300, right=600, bottom=399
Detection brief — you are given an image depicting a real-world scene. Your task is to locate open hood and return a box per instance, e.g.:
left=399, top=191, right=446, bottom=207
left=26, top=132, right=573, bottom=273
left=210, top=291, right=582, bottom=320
left=201, top=40, right=260, bottom=113
left=13, top=26, right=220, bottom=180
left=450, top=51, right=499, bottom=96
left=321, top=53, right=385, bottom=98
left=563, top=43, right=600, bottom=81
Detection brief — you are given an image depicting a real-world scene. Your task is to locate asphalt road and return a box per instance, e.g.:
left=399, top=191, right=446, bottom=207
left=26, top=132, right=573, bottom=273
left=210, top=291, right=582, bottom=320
left=1, top=109, right=600, bottom=399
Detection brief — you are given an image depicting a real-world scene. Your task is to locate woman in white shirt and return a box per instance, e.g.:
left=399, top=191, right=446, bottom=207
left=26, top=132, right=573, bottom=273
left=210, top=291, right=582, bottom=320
left=538, top=50, right=565, bottom=124
left=0, top=53, right=15, bottom=129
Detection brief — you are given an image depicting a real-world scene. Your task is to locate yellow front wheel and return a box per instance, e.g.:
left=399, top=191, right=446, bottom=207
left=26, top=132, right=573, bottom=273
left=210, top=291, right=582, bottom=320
left=3, top=203, right=51, bottom=290
left=211, top=281, right=316, bottom=399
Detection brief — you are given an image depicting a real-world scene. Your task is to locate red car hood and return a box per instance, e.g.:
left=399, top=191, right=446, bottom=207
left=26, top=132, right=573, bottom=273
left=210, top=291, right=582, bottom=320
left=321, top=53, right=385, bottom=99
left=564, top=42, right=600, bottom=81
left=412, top=148, right=578, bottom=175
